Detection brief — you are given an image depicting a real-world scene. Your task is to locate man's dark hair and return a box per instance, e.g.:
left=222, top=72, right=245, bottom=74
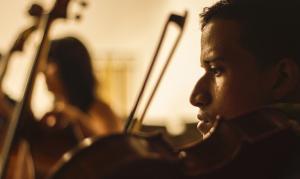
left=200, top=0, right=300, bottom=67
left=48, top=36, right=97, bottom=112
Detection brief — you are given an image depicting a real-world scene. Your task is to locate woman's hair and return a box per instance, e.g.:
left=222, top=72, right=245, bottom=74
left=48, top=36, right=96, bottom=112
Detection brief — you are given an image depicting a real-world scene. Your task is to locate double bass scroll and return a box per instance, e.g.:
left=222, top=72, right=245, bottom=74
left=0, top=3, right=43, bottom=87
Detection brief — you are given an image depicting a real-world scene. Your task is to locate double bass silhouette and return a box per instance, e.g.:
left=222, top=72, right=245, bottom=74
left=0, top=0, right=84, bottom=178
left=0, top=3, right=43, bottom=179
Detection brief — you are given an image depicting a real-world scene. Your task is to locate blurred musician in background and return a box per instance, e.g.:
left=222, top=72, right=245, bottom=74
left=0, top=2, right=122, bottom=178
left=42, top=36, right=122, bottom=137
left=21, top=36, right=122, bottom=179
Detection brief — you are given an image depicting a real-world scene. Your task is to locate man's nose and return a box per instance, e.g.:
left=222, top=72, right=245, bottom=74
left=190, top=78, right=211, bottom=107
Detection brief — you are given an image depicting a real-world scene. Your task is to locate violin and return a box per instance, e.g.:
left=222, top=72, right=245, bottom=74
left=47, top=106, right=300, bottom=179
left=46, top=11, right=188, bottom=179
left=178, top=107, right=300, bottom=178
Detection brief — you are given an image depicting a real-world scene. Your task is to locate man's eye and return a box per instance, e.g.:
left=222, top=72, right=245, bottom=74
left=208, top=66, right=223, bottom=77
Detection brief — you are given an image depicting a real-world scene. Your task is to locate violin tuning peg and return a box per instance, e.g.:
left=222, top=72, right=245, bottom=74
left=74, top=0, right=88, bottom=7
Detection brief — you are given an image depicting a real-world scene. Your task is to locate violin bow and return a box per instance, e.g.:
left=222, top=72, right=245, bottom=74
left=125, top=11, right=188, bottom=133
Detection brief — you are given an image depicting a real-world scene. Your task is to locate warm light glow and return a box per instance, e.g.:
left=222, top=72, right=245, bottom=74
left=0, top=0, right=215, bottom=135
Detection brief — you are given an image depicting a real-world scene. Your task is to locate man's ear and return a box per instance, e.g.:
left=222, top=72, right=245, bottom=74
left=271, top=58, right=300, bottom=100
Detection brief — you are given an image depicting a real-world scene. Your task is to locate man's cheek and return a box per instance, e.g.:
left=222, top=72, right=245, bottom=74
left=214, top=77, right=225, bottom=95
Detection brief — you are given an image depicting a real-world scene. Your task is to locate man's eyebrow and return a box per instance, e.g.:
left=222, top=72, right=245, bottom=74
left=201, top=57, right=223, bottom=66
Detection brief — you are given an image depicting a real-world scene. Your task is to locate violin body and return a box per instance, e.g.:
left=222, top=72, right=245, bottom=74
left=48, top=133, right=183, bottom=179
left=45, top=108, right=300, bottom=179
left=179, top=108, right=300, bottom=179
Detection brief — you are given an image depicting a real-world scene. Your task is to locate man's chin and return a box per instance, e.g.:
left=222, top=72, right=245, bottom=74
left=196, top=111, right=223, bottom=139
left=197, top=120, right=213, bottom=134
left=197, top=119, right=220, bottom=140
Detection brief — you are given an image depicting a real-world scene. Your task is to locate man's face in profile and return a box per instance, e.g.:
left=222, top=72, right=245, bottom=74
left=190, top=19, right=275, bottom=125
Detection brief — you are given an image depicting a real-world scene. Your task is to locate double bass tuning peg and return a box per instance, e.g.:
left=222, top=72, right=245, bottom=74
left=80, top=1, right=88, bottom=8
left=71, top=0, right=88, bottom=21
left=73, top=0, right=88, bottom=8
left=75, top=14, right=82, bottom=21
left=28, top=3, right=44, bottom=17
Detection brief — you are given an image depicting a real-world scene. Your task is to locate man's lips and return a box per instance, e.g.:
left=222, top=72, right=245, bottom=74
left=197, top=111, right=211, bottom=123
left=196, top=110, right=221, bottom=139
left=196, top=111, right=212, bottom=134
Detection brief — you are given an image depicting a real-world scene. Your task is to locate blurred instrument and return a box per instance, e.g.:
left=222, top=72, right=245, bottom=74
left=0, top=0, right=79, bottom=178
left=0, top=3, right=44, bottom=179
left=178, top=108, right=300, bottom=178
left=22, top=1, right=88, bottom=178
left=0, top=3, right=43, bottom=120
left=0, top=4, right=43, bottom=88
